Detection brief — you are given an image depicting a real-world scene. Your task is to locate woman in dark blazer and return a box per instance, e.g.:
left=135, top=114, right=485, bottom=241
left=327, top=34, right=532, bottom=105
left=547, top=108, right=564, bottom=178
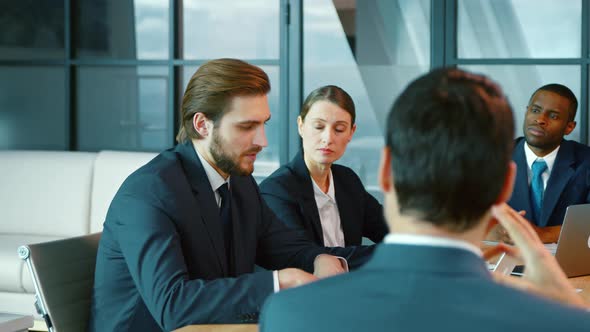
left=259, top=85, right=388, bottom=247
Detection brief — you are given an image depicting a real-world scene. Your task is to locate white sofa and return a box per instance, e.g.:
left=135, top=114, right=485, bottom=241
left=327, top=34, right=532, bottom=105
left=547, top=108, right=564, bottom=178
left=0, top=150, right=156, bottom=315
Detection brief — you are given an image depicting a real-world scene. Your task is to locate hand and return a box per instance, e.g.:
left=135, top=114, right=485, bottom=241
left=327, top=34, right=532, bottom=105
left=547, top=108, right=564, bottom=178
left=485, top=210, right=526, bottom=244
left=489, top=203, right=587, bottom=309
left=486, top=224, right=513, bottom=244
left=277, top=268, right=318, bottom=290
left=313, top=254, right=347, bottom=278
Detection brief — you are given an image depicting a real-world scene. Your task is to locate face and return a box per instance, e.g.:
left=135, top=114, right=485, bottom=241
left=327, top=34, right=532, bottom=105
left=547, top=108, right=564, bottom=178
left=523, top=90, right=576, bottom=156
left=206, top=94, right=270, bottom=177
left=298, top=100, right=356, bottom=167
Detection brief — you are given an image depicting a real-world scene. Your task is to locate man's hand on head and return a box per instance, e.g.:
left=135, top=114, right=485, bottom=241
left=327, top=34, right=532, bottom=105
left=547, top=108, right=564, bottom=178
left=488, top=203, right=587, bottom=309
left=486, top=224, right=513, bottom=244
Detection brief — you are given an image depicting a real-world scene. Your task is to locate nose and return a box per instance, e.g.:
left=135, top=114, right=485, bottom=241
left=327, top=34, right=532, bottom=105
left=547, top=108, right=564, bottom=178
left=253, top=124, right=268, bottom=147
left=534, top=113, right=547, bottom=126
left=321, top=127, right=334, bottom=144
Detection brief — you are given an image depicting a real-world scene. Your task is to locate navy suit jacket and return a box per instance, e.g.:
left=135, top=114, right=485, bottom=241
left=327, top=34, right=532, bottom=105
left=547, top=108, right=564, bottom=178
left=259, top=152, right=388, bottom=246
left=260, top=244, right=590, bottom=332
left=509, top=138, right=590, bottom=227
left=89, top=142, right=372, bottom=332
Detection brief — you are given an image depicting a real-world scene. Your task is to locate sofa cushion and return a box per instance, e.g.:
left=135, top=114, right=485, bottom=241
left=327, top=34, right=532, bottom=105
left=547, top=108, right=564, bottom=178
left=90, top=150, right=156, bottom=233
left=0, top=151, right=96, bottom=236
left=0, top=234, right=62, bottom=293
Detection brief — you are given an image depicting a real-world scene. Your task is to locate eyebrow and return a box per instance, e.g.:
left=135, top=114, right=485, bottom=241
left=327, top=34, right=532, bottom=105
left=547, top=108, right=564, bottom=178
left=236, top=115, right=271, bottom=125
left=309, top=117, right=350, bottom=125
left=531, top=103, right=564, bottom=113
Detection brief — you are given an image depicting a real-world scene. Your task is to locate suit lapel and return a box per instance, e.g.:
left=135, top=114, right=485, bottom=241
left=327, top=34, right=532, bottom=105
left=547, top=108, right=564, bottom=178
left=511, top=139, right=534, bottom=219
left=291, top=152, right=325, bottom=245
left=333, top=169, right=357, bottom=246
left=541, top=141, right=575, bottom=227
left=176, top=141, right=228, bottom=275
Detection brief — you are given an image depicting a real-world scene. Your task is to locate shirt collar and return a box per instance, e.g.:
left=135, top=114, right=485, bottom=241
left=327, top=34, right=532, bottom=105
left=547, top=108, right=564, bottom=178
left=311, top=170, right=336, bottom=207
left=193, top=142, right=229, bottom=192
left=383, top=233, right=482, bottom=257
left=524, top=142, right=559, bottom=173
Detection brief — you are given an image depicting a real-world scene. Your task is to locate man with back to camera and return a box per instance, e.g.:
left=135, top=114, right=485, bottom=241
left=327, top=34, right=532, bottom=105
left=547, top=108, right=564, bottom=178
left=88, top=58, right=372, bottom=332
left=259, top=69, right=590, bottom=332
left=504, top=84, right=590, bottom=243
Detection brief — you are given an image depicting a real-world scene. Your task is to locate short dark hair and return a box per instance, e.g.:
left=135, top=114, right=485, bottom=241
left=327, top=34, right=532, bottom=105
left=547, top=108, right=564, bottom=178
left=529, top=83, right=577, bottom=121
left=386, top=68, right=514, bottom=231
left=300, top=85, right=356, bottom=125
left=176, top=58, right=271, bottom=143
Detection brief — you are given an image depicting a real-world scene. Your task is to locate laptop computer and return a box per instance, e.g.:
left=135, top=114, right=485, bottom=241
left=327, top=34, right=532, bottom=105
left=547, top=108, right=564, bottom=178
left=488, top=203, right=590, bottom=278
left=554, top=203, right=590, bottom=277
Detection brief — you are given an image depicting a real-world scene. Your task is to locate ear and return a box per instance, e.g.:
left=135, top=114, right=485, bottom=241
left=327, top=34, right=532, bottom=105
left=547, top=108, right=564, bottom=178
left=564, top=120, right=576, bottom=136
left=495, top=161, right=516, bottom=204
left=193, top=113, right=211, bottom=138
left=297, top=116, right=304, bottom=138
left=349, top=123, right=357, bottom=141
left=378, top=147, right=393, bottom=193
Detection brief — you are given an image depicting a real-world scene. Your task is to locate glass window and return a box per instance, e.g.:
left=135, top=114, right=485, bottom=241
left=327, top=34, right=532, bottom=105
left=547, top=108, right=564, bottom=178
left=0, top=0, right=65, bottom=60
left=0, top=66, right=67, bottom=150
left=458, top=0, right=581, bottom=58
left=462, top=65, right=581, bottom=142
left=75, top=0, right=169, bottom=59
left=304, top=0, right=430, bottom=191
left=182, top=0, right=279, bottom=59
left=181, top=65, right=280, bottom=177
left=77, top=66, right=171, bottom=151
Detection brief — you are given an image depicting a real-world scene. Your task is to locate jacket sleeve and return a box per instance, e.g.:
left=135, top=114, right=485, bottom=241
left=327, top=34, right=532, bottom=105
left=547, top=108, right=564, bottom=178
left=110, top=192, right=274, bottom=330
left=259, top=178, right=318, bottom=243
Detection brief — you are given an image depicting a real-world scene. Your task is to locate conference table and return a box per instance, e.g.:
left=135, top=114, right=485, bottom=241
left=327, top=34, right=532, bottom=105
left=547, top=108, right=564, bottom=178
left=174, top=324, right=258, bottom=332
left=570, top=275, right=590, bottom=302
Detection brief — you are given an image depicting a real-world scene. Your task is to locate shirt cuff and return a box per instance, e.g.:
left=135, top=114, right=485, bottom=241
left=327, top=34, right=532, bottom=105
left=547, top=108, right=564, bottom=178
left=335, top=256, right=349, bottom=272
left=272, top=270, right=280, bottom=293
left=314, top=254, right=349, bottom=272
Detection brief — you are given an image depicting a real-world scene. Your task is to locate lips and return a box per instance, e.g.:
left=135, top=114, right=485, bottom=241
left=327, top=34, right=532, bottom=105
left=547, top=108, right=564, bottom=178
left=527, top=126, right=545, bottom=137
left=242, top=148, right=262, bottom=161
left=318, top=148, right=333, bottom=154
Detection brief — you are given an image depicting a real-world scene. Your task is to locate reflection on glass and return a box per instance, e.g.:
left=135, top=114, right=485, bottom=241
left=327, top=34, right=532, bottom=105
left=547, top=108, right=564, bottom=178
left=0, top=67, right=66, bottom=150
left=77, top=66, right=171, bottom=151
left=304, top=0, right=430, bottom=190
left=183, top=0, right=278, bottom=59
left=0, top=0, right=65, bottom=60
left=76, top=0, right=169, bottom=59
left=181, top=65, right=280, bottom=176
left=462, top=65, right=581, bottom=142
left=458, top=0, right=581, bottom=58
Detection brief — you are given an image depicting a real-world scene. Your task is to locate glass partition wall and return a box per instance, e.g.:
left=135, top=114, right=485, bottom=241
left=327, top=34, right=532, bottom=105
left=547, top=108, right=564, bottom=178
left=2, top=0, right=590, bottom=184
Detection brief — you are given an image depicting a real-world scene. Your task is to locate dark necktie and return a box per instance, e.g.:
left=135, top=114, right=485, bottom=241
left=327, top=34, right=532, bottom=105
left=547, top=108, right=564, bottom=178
left=530, top=159, right=547, bottom=225
left=217, top=183, right=233, bottom=268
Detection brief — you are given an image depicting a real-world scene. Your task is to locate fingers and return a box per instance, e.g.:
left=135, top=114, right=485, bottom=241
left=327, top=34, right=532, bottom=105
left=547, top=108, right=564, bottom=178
left=491, top=204, right=540, bottom=246
left=482, top=243, right=521, bottom=262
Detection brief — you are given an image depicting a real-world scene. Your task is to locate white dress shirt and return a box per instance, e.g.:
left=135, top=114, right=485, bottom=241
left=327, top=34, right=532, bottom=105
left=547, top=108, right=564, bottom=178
left=524, top=143, right=560, bottom=190
left=312, top=170, right=345, bottom=247
left=193, top=144, right=280, bottom=292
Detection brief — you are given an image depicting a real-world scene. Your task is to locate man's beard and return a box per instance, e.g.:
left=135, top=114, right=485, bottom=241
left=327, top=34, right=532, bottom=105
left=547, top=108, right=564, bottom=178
left=210, top=130, right=259, bottom=176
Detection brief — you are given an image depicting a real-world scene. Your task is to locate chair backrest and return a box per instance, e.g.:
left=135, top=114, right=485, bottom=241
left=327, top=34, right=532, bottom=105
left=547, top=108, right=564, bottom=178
left=17, top=233, right=101, bottom=332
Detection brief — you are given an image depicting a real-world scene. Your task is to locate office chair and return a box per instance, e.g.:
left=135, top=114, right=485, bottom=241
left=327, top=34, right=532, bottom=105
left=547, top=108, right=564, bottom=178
left=17, top=233, right=101, bottom=332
